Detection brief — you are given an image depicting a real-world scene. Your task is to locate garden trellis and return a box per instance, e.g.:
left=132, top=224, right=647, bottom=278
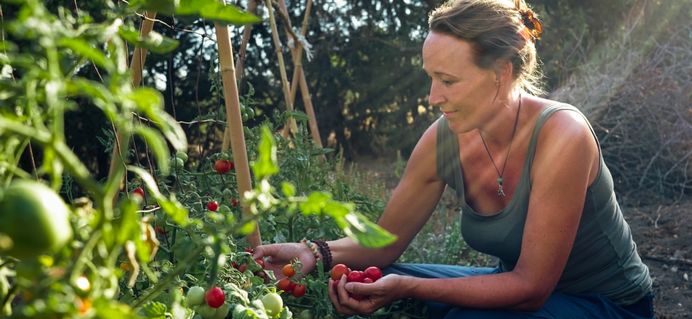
left=114, top=0, right=325, bottom=248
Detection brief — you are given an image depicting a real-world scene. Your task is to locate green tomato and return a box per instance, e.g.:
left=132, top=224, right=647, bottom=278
left=186, top=286, right=206, bottom=306
left=174, top=157, right=185, bottom=170
left=261, top=292, right=283, bottom=318
left=298, top=309, right=313, bottom=319
left=176, top=151, right=188, bottom=162
left=0, top=180, right=72, bottom=260
left=213, top=303, right=231, bottom=319
left=196, top=304, right=217, bottom=319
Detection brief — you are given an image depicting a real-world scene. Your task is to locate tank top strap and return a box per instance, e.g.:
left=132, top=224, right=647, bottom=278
left=525, top=104, right=602, bottom=170
left=435, top=117, right=464, bottom=197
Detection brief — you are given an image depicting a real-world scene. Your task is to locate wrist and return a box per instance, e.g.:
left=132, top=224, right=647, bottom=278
left=300, top=239, right=332, bottom=271
left=397, top=275, right=420, bottom=299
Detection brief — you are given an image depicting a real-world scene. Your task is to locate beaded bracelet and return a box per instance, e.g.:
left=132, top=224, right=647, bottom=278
left=312, top=240, right=333, bottom=271
left=300, top=239, right=332, bottom=271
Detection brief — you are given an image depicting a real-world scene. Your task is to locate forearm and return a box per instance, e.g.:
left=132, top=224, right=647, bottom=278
left=327, top=237, right=402, bottom=270
left=401, top=271, right=545, bottom=311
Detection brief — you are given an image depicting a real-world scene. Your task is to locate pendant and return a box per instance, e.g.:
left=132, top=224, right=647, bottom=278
left=497, top=177, right=506, bottom=198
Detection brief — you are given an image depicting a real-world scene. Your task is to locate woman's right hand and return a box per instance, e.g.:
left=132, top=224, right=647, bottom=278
left=252, top=243, right=317, bottom=279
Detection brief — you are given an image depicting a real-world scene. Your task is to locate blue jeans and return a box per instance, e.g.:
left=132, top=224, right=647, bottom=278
left=384, top=263, right=654, bottom=319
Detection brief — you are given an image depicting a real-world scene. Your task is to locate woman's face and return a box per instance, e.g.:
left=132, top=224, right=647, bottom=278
left=422, top=31, right=500, bottom=134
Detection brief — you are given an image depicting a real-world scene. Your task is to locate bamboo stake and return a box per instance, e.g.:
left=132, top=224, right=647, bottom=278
left=264, top=0, right=298, bottom=137
left=214, top=21, right=262, bottom=248
left=107, top=11, right=157, bottom=203
left=223, top=0, right=257, bottom=150
left=278, top=0, right=323, bottom=150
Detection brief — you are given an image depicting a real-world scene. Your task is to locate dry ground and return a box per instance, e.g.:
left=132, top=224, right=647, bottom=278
left=352, top=156, right=692, bottom=318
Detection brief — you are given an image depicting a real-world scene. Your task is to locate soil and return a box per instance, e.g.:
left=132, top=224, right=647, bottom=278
left=352, top=156, right=692, bottom=318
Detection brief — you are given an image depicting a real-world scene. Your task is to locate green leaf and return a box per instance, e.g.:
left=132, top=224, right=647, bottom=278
left=139, top=301, right=167, bottom=318
left=299, top=192, right=331, bottom=215
left=128, top=0, right=179, bottom=16
left=128, top=87, right=163, bottom=112
left=176, top=0, right=262, bottom=25
left=333, top=212, right=397, bottom=248
left=134, top=126, right=171, bottom=176
left=286, top=111, right=309, bottom=123
left=251, top=126, right=279, bottom=180
left=280, top=181, right=295, bottom=197
left=236, top=220, right=257, bottom=236
left=57, top=38, right=114, bottom=71
left=118, top=27, right=179, bottom=54
left=115, top=197, right=141, bottom=245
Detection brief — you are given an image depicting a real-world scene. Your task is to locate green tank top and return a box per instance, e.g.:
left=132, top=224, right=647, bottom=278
left=435, top=104, right=652, bottom=305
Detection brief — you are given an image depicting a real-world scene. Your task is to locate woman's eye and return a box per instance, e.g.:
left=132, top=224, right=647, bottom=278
left=442, top=80, right=454, bottom=86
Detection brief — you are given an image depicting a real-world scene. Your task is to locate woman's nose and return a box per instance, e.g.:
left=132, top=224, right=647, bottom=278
left=428, top=82, right=444, bottom=106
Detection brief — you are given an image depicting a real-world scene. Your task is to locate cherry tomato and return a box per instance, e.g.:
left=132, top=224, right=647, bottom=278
left=346, top=270, right=365, bottom=283
left=231, top=198, right=239, bottom=207
left=277, top=278, right=294, bottom=292
left=185, top=286, right=205, bottom=306
left=364, top=266, right=383, bottom=281
left=214, top=159, right=234, bottom=174
left=261, top=292, right=283, bottom=317
left=291, top=284, right=306, bottom=297
left=282, top=264, right=296, bottom=277
left=255, top=258, right=265, bottom=269
left=207, top=200, right=219, bottom=212
left=238, top=263, right=248, bottom=273
left=205, top=286, right=225, bottom=308
left=132, top=187, right=145, bottom=198
left=330, top=263, right=350, bottom=281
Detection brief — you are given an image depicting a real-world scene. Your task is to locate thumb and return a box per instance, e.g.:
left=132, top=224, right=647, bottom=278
left=252, top=244, right=279, bottom=259
left=345, top=282, right=374, bottom=295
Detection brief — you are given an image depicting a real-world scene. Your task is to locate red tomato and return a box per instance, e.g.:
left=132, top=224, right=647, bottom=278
left=277, top=278, right=294, bottom=292
left=238, top=263, right=248, bottom=273
left=330, top=263, right=350, bottom=281
left=364, top=266, right=382, bottom=281
left=291, top=284, right=306, bottom=297
left=282, top=264, right=296, bottom=277
left=214, top=159, right=234, bottom=174
left=346, top=270, right=365, bottom=283
left=132, top=187, right=145, bottom=198
left=231, top=198, right=239, bottom=207
left=255, top=258, right=265, bottom=269
left=205, top=286, right=225, bottom=308
left=206, top=200, right=219, bottom=211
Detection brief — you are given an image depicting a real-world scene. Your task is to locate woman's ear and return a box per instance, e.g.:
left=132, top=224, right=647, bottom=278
left=494, top=60, right=514, bottom=86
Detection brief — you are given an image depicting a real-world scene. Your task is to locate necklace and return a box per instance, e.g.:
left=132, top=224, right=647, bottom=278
left=479, top=95, right=522, bottom=198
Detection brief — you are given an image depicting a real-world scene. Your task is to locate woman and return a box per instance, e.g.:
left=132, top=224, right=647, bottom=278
left=254, top=0, right=654, bottom=317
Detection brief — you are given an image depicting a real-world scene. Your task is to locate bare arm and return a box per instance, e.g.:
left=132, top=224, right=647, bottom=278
left=328, top=122, right=447, bottom=269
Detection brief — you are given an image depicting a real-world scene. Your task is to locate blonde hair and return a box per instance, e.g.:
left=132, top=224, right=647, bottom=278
left=429, top=0, right=544, bottom=95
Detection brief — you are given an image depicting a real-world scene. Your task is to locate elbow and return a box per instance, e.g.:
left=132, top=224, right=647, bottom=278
left=517, top=286, right=553, bottom=312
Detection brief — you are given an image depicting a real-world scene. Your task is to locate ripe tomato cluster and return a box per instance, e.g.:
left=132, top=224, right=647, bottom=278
left=330, top=264, right=382, bottom=283
left=213, top=159, right=234, bottom=174
left=330, top=264, right=383, bottom=300
left=185, top=286, right=230, bottom=319
left=276, top=263, right=307, bottom=298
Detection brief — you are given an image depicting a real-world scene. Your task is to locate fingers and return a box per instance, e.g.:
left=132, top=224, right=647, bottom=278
left=328, top=276, right=356, bottom=315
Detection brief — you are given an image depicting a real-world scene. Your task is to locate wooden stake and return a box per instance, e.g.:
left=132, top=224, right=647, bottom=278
left=214, top=21, right=262, bottom=248
left=107, top=11, right=157, bottom=202
left=264, top=0, right=298, bottom=137
left=278, top=0, right=323, bottom=150
left=223, top=0, right=257, bottom=150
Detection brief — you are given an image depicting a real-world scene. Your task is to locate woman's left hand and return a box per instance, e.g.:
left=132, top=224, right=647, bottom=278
left=328, top=274, right=406, bottom=315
